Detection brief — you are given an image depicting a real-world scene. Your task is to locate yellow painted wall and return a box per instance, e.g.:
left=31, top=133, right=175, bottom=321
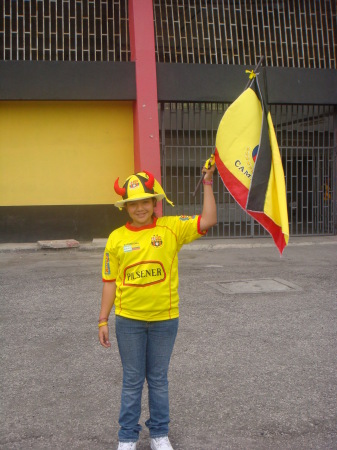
left=0, top=101, right=134, bottom=206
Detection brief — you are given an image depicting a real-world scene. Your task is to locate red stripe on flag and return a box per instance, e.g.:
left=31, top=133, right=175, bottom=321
left=215, top=148, right=287, bottom=254
left=214, top=148, right=248, bottom=209
left=248, top=211, right=287, bottom=254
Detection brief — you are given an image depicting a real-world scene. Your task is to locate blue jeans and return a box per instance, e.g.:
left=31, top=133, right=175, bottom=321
left=115, top=316, right=179, bottom=443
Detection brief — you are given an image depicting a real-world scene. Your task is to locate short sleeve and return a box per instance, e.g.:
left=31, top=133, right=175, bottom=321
left=175, top=215, right=206, bottom=247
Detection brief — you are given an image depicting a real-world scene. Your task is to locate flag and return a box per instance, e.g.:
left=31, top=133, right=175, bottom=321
left=214, top=72, right=289, bottom=254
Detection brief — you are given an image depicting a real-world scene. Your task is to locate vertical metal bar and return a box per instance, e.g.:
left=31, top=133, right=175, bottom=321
left=293, top=0, right=301, bottom=67
left=262, top=0, right=269, bottom=66
left=204, top=1, right=211, bottom=64
left=277, top=0, right=285, bottom=66
left=292, top=105, right=298, bottom=233
left=164, top=0, right=171, bottom=62
left=325, top=107, right=329, bottom=232
left=12, top=0, right=16, bottom=60
left=77, top=0, right=80, bottom=61
left=26, top=0, right=30, bottom=60
left=108, top=0, right=112, bottom=61
left=12, top=0, right=15, bottom=60
left=153, top=0, right=159, bottom=62
left=305, top=106, right=309, bottom=235
left=172, top=0, right=178, bottom=63
left=304, top=0, right=311, bottom=68
left=179, top=1, right=188, bottom=63
left=303, top=103, right=314, bottom=235
left=291, top=107, right=295, bottom=235
left=300, top=104, right=304, bottom=235
left=212, top=3, right=219, bottom=65
left=307, top=106, right=311, bottom=234
left=309, top=0, right=316, bottom=67
left=99, top=0, right=102, bottom=61
left=117, top=0, right=120, bottom=61
left=80, top=2, right=83, bottom=61
left=324, top=106, right=334, bottom=234
left=61, top=0, right=64, bottom=60
left=188, top=2, right=195, bottom=63
left=319, top=105, right=323, bottom=234
left=328, top=1, right=336, bottom=68
left=173, top=0, right=180, bottom=63
left=2, top=0, right=4, bottom=59
left=45, top=0, right=49, bottom=60
left=333, top=107, right=337, bottom=234
left=56, top=0, right=59, bottom=60
left=17, top=2, right=25, bottom=60
left=221, top=0, right=229, bottom=65
left=269, top=1, right=277, bottom=66
left=298, top=106, right=304, bottom=234
left=301, top=0, right=307, bottom=67
left=160, top=103, right=166, bottom=214
left=46, top=0, right=50, bottom=60
left=93, top=0, right=96, bottom=61
left=317, top=0, right=326, bottom=68
left=287, top=104, right=292, bottom=234
left=319, top=105, right=323, bottom=233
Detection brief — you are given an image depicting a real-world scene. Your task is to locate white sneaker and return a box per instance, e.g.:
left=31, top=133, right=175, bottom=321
left=150, top=436, right=173, bottom=450
left=117, top=442, right=137, bottom=450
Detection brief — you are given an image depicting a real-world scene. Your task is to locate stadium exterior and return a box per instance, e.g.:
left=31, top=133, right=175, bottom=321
left=0, top=0, right=336, bottom=242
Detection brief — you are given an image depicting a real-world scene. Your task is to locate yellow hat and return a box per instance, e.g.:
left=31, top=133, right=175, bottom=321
left=114, top=171, right=174, bottom=209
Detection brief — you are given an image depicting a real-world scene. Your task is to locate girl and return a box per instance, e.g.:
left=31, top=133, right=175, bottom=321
left=99, top=162, right=216, bottom=450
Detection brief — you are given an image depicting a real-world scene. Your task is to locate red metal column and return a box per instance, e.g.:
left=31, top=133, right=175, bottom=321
left=128, top=0, right=162, bottom=215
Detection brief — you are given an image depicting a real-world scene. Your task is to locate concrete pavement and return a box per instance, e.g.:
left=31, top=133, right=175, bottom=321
left=0, top=236, right=336, bottom=449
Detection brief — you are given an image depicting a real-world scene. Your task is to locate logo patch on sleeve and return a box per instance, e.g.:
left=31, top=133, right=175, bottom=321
left=179, top=215, right=196, bottom=221
left=105, top=253, right=110, bottom=275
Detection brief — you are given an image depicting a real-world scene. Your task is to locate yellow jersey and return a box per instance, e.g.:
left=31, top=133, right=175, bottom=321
left=102, top=215, right=206, bottom=321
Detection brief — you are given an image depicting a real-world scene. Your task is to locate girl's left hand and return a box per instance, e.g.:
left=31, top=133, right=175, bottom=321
left=99, top=325, right=111, bottom=348
left=202, top=156, right=216, bottom=181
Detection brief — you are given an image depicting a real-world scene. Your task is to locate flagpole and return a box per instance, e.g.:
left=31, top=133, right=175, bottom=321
left=245, top=56, right=265, bottom=89
left=192, top=169, right=206, bottom=197
left=192, top=154, right=215, bottom=197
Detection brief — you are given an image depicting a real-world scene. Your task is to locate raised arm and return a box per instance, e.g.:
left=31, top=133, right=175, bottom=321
left=199, top=162, right=217, bottom=232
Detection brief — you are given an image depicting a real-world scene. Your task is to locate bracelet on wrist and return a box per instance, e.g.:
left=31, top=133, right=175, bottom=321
left=98, top=321, right=108, bottom=328
left=203, top=179, right=213, bottom=185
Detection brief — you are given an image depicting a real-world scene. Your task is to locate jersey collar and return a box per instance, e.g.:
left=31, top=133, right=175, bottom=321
left=126, top=217, right=158, bottom=231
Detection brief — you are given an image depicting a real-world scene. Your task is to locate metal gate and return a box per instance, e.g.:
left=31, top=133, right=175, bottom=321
left=160, top=102, right=336, bottom=238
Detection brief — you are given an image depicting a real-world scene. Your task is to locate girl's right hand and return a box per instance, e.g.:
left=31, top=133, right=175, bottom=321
left=99, top=325, right=111, bottom=348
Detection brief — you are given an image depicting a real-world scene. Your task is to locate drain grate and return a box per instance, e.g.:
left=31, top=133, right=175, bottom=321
left=207, top=278, right=302, bottom=294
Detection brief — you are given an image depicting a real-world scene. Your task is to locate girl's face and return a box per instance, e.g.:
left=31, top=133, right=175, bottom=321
left=125, top=198, right=155, bottom=227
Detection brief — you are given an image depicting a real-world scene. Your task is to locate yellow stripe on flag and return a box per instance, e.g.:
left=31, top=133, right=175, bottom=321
left=216, top=89, right=262, bottom=190
left=264, top=112, right=289, bottom=244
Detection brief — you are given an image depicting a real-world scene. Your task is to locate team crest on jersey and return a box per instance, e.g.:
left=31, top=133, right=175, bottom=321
left=151, top=235, right=163, bottom=247
left=105, top=253, right=110, bottom=274
left=179, top=215, right=195, bottom=221
left=129, top=179, right=140, bottom=189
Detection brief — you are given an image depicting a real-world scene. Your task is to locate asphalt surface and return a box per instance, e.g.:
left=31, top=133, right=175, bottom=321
left=1, top=236, right=337, bottom=450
